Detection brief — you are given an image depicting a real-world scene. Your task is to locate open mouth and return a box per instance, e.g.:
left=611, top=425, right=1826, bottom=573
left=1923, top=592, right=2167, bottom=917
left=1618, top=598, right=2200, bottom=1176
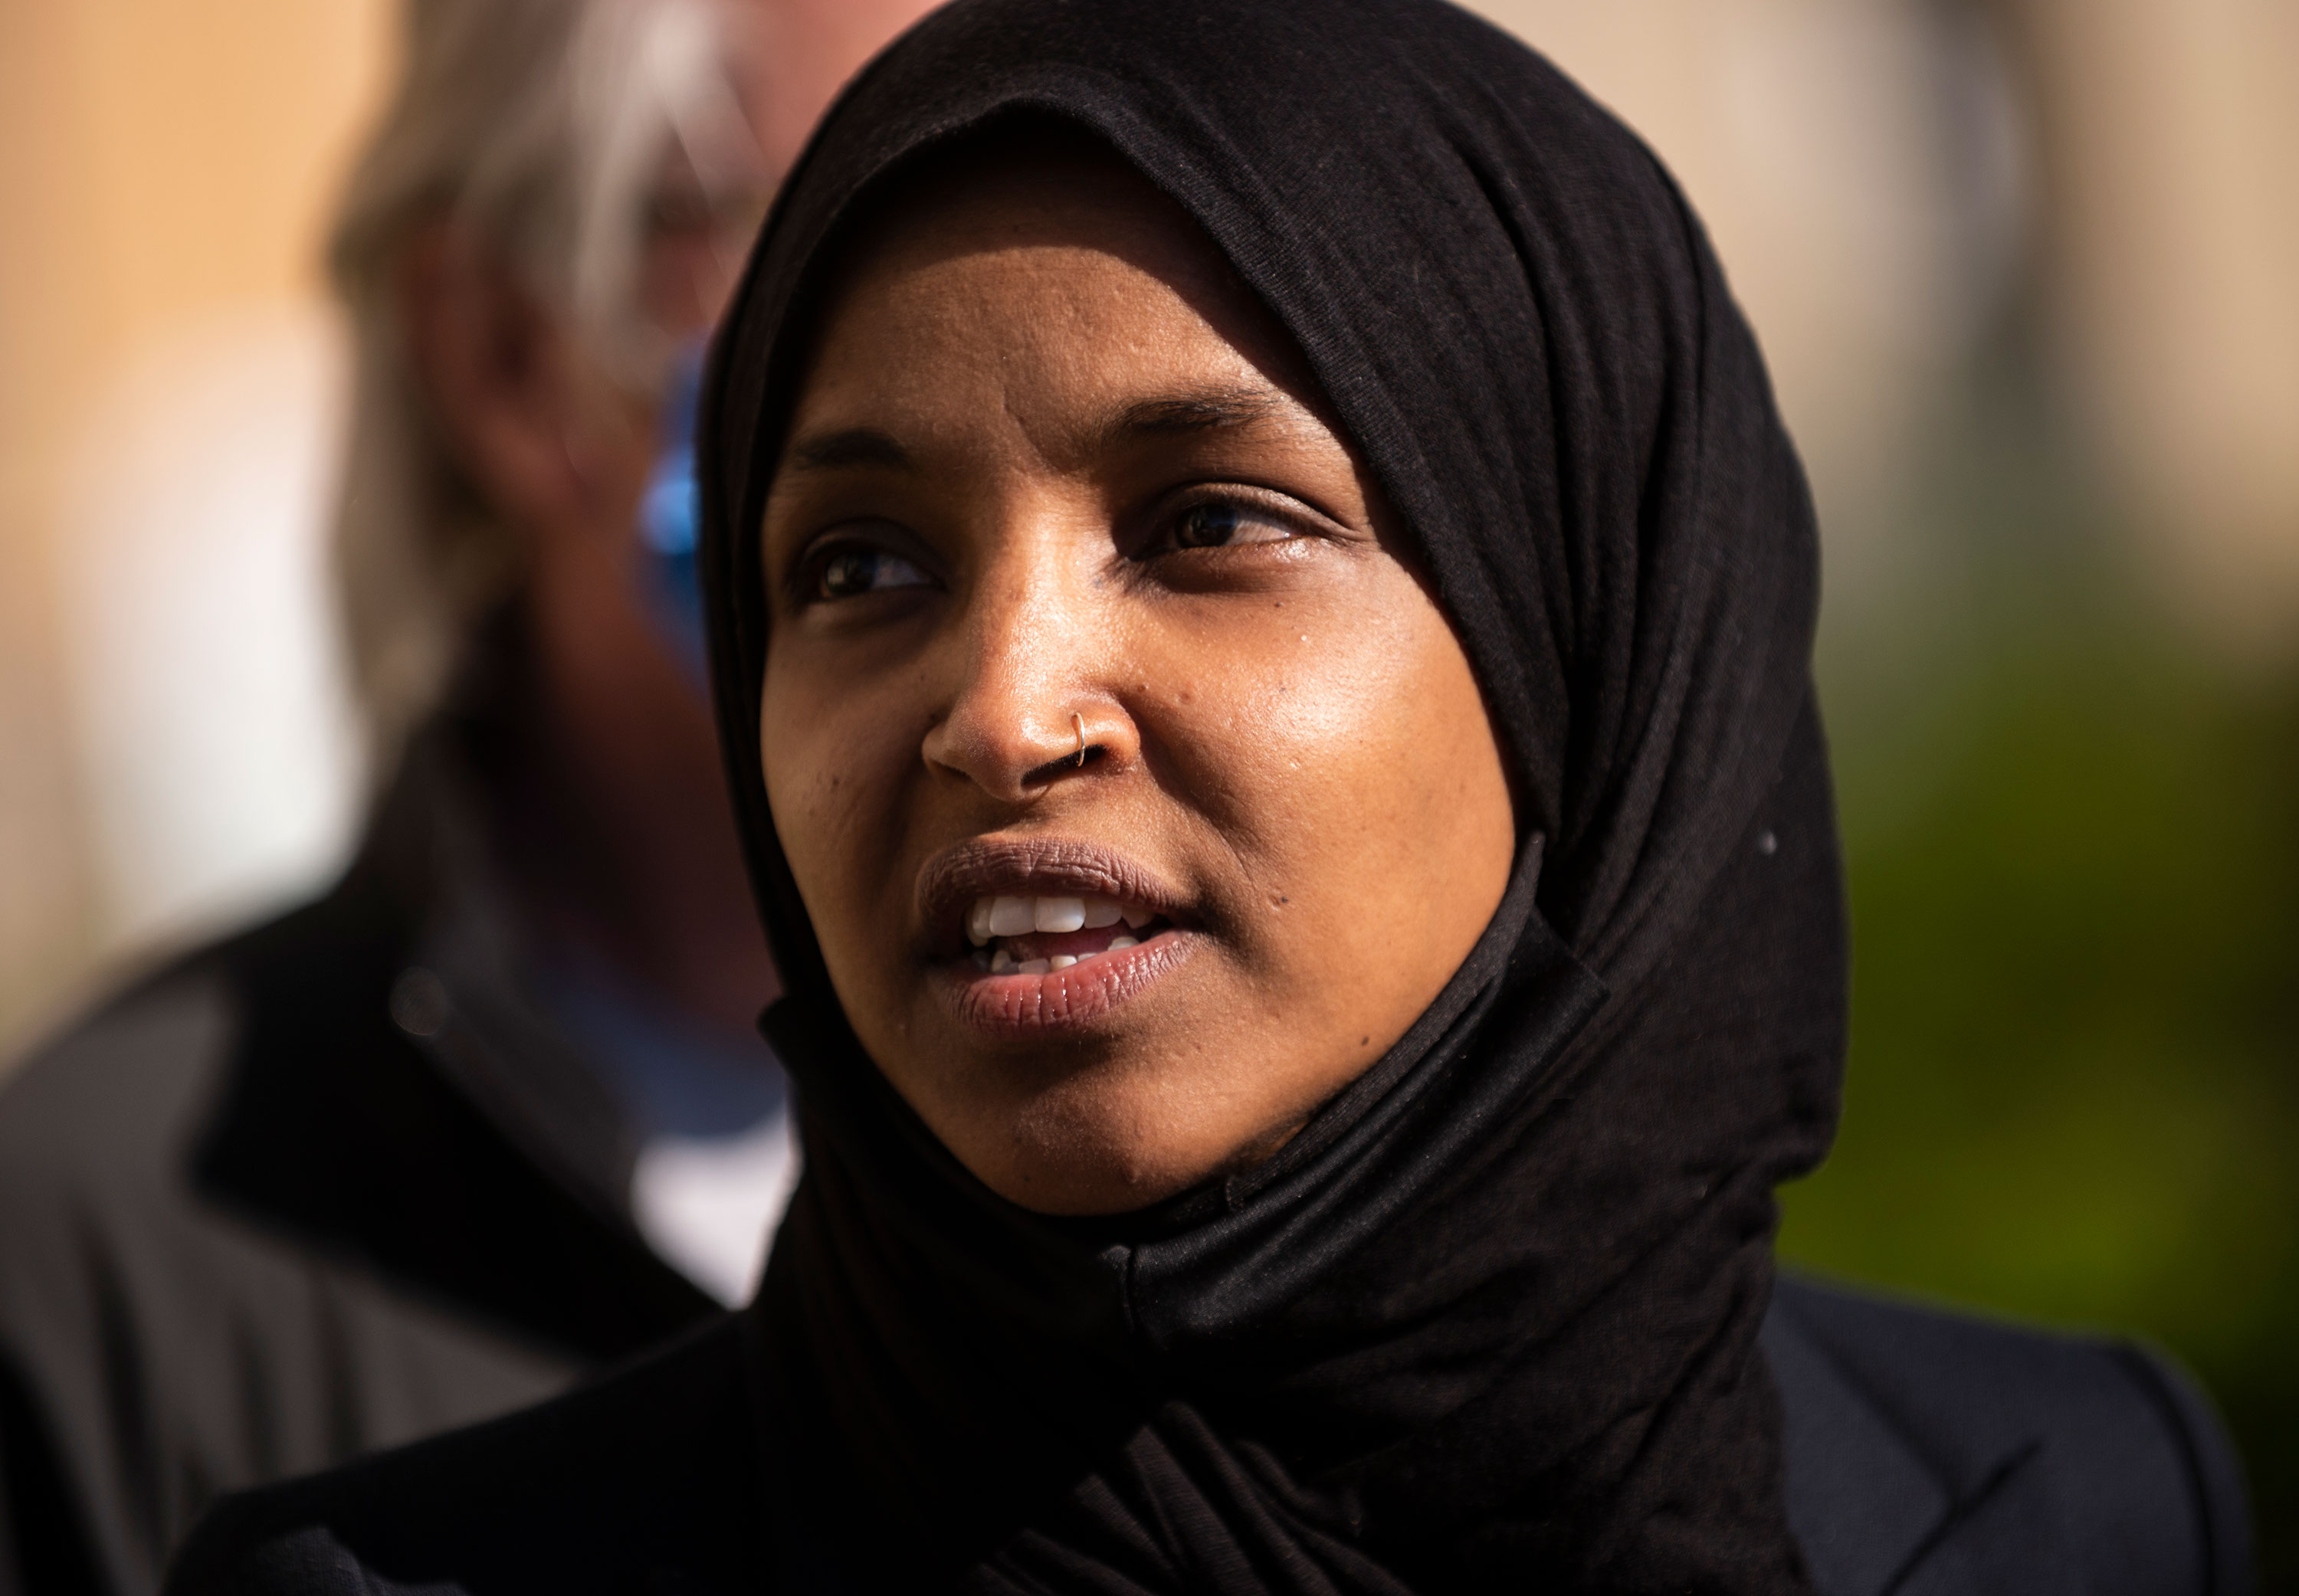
left=917, top=841, right=1195, bottom=1033
left=963, top=894, right=1171, bottom=975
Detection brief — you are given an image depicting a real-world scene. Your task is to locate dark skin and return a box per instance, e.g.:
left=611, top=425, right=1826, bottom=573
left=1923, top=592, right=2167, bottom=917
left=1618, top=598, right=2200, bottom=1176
left=759, top=150, right=1518, bottom=1214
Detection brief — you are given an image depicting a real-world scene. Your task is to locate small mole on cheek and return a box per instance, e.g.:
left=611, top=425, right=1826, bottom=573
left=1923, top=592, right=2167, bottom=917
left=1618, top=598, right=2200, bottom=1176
left=1360, top=1035, right=1370, bottom=1047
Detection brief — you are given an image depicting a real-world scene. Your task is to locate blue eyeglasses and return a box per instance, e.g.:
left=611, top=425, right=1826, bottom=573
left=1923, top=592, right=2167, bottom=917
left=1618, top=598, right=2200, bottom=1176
left=640, top=341, right=707, bottom=683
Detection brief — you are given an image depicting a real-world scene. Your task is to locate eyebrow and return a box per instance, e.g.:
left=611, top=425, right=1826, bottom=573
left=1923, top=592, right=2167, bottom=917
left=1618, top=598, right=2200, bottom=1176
left=785, top=427, right=913, bottom=474
left=781, top=387, right=1288, bottom=476
left=1105, top=388, right=1285, bottom=444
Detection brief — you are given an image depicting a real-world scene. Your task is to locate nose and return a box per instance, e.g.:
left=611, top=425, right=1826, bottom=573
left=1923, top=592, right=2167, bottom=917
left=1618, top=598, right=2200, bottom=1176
left=920, top=545, right=1136, bottom=804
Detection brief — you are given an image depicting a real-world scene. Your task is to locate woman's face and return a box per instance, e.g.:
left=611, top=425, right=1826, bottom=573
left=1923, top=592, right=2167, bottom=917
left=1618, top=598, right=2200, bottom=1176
left=759, top=151, right=1515, bottom=1214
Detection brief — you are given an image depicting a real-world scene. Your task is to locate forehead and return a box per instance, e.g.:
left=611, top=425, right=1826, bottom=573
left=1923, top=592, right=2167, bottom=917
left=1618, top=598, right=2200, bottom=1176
left=838, top=136, right=1219, bottom=287
left=801, top=136, right=1303, bottom=399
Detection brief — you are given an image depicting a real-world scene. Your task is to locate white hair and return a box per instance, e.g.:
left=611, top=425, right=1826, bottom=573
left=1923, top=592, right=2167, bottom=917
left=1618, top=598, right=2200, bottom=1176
left=326, top=0, right=759, bottom=773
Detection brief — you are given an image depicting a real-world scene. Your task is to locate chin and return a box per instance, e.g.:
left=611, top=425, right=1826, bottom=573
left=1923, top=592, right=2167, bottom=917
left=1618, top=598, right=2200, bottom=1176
left=949, top=1072, right=1246, bottom=1217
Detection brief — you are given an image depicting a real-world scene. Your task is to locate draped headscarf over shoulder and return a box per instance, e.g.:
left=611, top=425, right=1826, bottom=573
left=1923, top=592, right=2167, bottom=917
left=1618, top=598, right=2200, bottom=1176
left=697, top=1, right=1846, bottom=1590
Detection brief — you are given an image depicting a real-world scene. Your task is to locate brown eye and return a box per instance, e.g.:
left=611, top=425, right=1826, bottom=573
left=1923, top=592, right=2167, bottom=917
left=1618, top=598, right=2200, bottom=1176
left=815, top=546, right=931, bottom=601
left=1165, top=498, right=1297, bottom=552
left=1174, top=501, right=1244, bottom=549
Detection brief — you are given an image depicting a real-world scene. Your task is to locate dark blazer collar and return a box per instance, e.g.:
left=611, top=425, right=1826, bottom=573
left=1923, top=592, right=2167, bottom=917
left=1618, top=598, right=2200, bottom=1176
left=189, top=722, right=717, bottom=1363
left=1766, top=1276, right=2077, bottom=1596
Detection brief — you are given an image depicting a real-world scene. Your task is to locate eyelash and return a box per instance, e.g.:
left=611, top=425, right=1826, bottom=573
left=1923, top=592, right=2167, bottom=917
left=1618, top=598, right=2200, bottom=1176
left=795, top=540, right=933, bottom=605
left=787, top=487, right=1316, bottom=609
left=1144, top=490, right=1307, bottom=556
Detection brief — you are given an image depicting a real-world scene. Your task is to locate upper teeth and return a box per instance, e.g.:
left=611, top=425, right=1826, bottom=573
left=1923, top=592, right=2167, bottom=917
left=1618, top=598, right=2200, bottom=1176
left=966, top=894, right=1152, bottom=945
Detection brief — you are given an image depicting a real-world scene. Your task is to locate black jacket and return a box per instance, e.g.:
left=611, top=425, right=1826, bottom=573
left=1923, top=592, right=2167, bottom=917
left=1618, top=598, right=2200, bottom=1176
left=160, top=1275, right=2251, bottom=1595
left=0, top=736, right=720, bottom=1596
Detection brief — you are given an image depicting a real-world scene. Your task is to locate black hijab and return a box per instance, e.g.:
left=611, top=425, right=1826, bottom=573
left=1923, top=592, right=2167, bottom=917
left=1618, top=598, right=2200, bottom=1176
left=697, top=1, right=1845, bottom=1590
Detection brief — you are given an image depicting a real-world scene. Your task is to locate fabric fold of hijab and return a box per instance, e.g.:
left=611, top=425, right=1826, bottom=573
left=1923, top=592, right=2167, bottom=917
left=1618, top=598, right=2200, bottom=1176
left=697, top=0, right=1846, bottom=1590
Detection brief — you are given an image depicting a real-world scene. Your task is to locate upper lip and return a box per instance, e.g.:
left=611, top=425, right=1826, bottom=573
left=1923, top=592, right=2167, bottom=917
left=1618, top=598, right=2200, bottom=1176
left=914, top=836, right=1188, bottom=959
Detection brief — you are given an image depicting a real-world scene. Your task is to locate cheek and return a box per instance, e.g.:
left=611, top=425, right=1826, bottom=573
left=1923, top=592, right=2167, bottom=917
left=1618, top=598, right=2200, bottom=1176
left=759, top=646, right=921, bottom=949
left=1146, top=573, right=1500, bottom=940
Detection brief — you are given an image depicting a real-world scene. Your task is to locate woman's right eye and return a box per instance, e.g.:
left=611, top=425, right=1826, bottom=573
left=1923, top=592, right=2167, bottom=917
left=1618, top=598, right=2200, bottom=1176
left=810, top=544, right=933, bottom=602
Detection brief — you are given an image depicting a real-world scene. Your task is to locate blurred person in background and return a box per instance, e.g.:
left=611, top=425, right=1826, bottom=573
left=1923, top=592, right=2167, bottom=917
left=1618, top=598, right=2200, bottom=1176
left=0, top=0, right=933, bottom=1591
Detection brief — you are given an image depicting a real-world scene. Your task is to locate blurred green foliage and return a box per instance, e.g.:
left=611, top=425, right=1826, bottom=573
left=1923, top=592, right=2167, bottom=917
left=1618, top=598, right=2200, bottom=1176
left=1785, top=549, right=2299, bottom=1586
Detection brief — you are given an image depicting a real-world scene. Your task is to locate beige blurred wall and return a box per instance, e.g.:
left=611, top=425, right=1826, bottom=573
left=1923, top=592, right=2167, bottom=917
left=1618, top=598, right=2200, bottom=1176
left=2010, top=0, right=2299, bottom=640
left=0, top=0, right=389, bottom=1054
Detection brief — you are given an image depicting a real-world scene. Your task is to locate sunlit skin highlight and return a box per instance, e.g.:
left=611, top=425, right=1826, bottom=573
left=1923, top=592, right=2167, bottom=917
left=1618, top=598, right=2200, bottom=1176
left=758, top=145, right=1517, bottom=1214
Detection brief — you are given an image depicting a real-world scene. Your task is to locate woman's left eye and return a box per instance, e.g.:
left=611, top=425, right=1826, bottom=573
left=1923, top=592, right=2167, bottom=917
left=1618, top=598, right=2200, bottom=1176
left=814, top=545, right=933, bottom=601
left=1165, top=498, right=1299, bottom=551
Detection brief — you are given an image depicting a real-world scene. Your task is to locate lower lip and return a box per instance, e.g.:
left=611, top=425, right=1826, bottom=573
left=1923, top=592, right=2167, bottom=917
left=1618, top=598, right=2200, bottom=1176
left=937, top=930, right=1192, bottom=1035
